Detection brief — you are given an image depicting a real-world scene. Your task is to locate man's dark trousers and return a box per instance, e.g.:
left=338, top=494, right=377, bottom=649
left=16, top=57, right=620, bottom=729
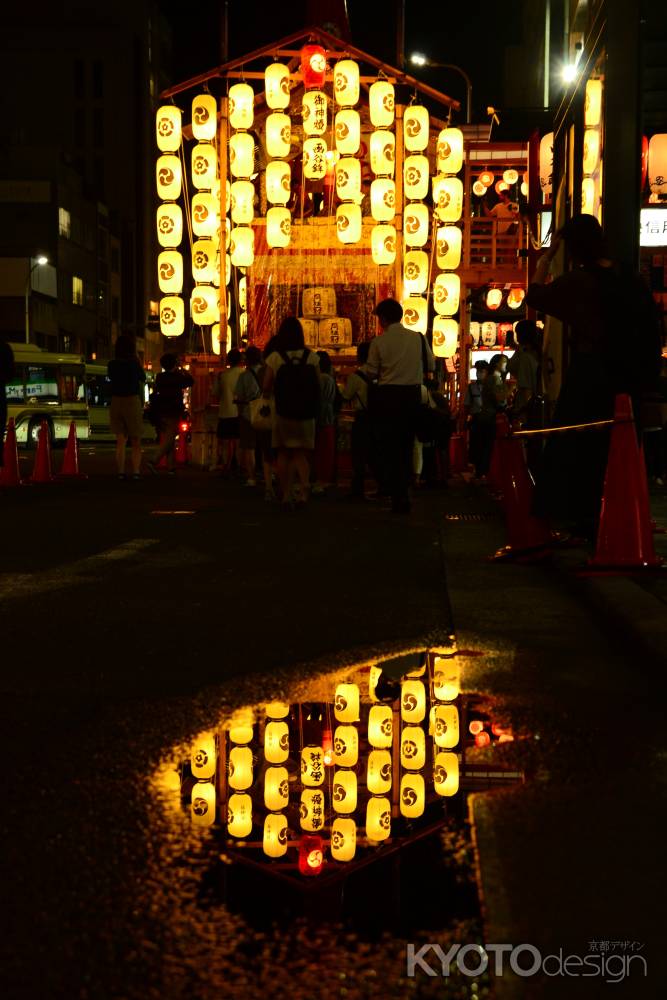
left=371, top=384, right=420, bottom=511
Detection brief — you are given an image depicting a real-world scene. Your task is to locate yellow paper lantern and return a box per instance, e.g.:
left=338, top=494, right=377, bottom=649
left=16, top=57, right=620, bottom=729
left=160, top=295, right=184, bottom=337
left=239, top=311, right=247, bottom=337
left=403, top=105, right=429, bottom=152
left=585, top=78, right=602, bottom=128
left=230, top=180, right=255, bottom=225
left=265, top=112, right=291, bottom=158
left=433, top=751, right=459, bottom=797
left=435, top=226, right=462, bottom=269
left=334, top=683, right=360, bottom=722
left=370, top=178, right=395, bottom=221
left=433, top=176, right=463, bottom=222
left=227, top=792, right=253, bottom=837
left=648, top=134, right=667, bottom=193
left=225, top=252, right=231, bottom=286
left=336, top=203, right=362, bottom=244
left=401, top=679, right=426, bottom=723
left=264, top=720, right=289, bottom=763
left=401, top=725, right=426, bottom=770
left=229, top=131, right=255, bottom=178
left=333, top=725, right=358, bottom=766
left=265, top=160, right=291, bottom=205
left=238, top=275, right=247, bottom=310
left=402, top=297, right=428, bottom=334
left=230, top=227, right=254, bottom=267
left=486, top=287, right=503, bottom=311
left=191, top=143, right=217, bottom=190
left=156, top=105, right=182, bottom=152
left=229, top=83, right=254, bottom=130
left=434, top=273, right=461, bottom=316
left=211, top=322, right=221, bottom=355
left=158, top=250, right=183, bottom=294
left=432, top=318, right=459, bottom=358
left=335, top=157, right=361, bottom=200
left=156, top=203, right=183, bottom=248
left=229, top=709, right=254, bottom=744
left=433, top=705, right=459, bottom=749
left=403, top=250, right=429, bottom=295
left=264, top=765, right=289, bottom=811
left=581, top=177, right=596, bottom=215
left=332, top=769, right=357, bottom=814
left=192, top=240, right=218, bottom=283
left=190, top=285, right=219, bottom=326
left=469, top=321, right=481, bottom=346
left=403, top=203, right=429, bottom=248
left=156, top=154, right=182, bottom=201
left=265, top=701, right=290, bottom=719
left=301, top=745, right=325, bottom=787
left=228, top=745, right=253, bottom=791
left=334, top=59, right=360, bottom=106
left=266, top=206, right=291, bottom=248
left=583, top=129, right=600, bottom=175
left=192, top=93, right=217, bottom=141
left=263, top=812, right=288, bottom=858
left=503, top=168, right=519, bottom=185
left=400, top=773, right=425, bottom=819
left=331, top=817, right=356, bottom=861
left=368, top=704, right=393, bottom=748
left=369, top=80, right=395, bottom=127
left=370, top=129, right=395, bottom=176
left=403, top=154, right=430, bottom=200
left=371, top=224, right=396, bottom=265
left=191, top=732, right=216, bottom=779
left=366, top=796, right=391, bottom=841
left=300, top=788, right=325, bottom=832
left=192, top=193, right=219, bottom=238
left=302, top=90, right=328, bottom=137
left=479, top=170, right=494, bottom=187
left=436, top=127, right=464, bottom=174
left=507, top=287, right=525, bottom=309
left=265, top=62, right=290, bottom=110
left=191, top=781, right=216, bottom=827
left=539, top=132, right=553, bottom=197
left=367, top=749, right=392, bottom=795
left=303, top=137, right=327, bottom=179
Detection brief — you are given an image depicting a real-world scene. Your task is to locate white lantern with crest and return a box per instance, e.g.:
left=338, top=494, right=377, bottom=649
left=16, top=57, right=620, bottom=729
left=583, top=129, right=600, bottom=175
left=264, top=720, right=289, bottom=763
left=433, top=705, right=459, bottom=749
left=228, top=745, right=253, bottom=790
left=191, top=782, right=216, bottom=827
left=370, top=130, right=395, bottom=176
left=157, top=203, right=183, bottom=248
left=334, top=109, right=361, bottom=155
left=191, top=144, right=217, bottom=190
left=436, top=128, right=464, bottom=174
left=434, top=273, right=460, bottom=316
left=266, top=160, right=291, bottom=205
left=263, top=812, right=288, bottom=858
left=401, top=725, right=426, bottom=770
left=334, top=60, right=360, bottom=106
left=264, top=766, right=289, bottom=811
left=300, top=788, right=325, bottom=832
left=191, top=732, right=216, bottom=779
left=433, top=176, right=463, bottom=222
left=160, top=296, right=184, bottom=337
left=266, top=207, right=291, bottom=248
left=265, top=113, right=291, bottom=158
left=158, top=251, right=183, bottom=294
left=331, top=817, right=356, bottom=862
left=433, top=656, right=460, bottom=701
left=369, top=80, right=394, bottom=127
left=401, top=680, right=426, bottom=723
left=366, top=796, right=391, bottom=841
left=403, top=105, right=429, bottom=152
left=229, top=83, right=254, bottom=130
left=403, top=155, right=429, bottom=200
left=303, top=138, right=327, bottom=179
left=301, top=745, right=325, bottom=787
left=368, top=704, right=393, bottom=748
left=403, top=203, right=429, bottom=247
left=334, top=683, right=360, bottom=722
left=192, top=193, right=219, bottom=238
left=371, top=224, right=396, bottom=265
left=436, top=226, right=462, bottom=269
left=265, top=63, right=290, bottom=110
left=336, top=203, right=362, bottom=244
left=230, top=180, right=255, bottom=224
left=432, top=318, right=459, bottom=358
left=402, top=297, right=428, bottom=334
left=585, top=79, right=602, bottom=128
left=156, top=155, right=182, bottom=200
left=333, top=725, right=358, bottom=767
left=192, top=240, right=218, bottom=284
left=367, top=749, right=392, bottom=795
left=433, top=751, right=459, bottom=797
left=230, top=227, right=254, bottom=267
left=332, top=769, right=357, bottom=814
left=403, top=251, right=429, bottom=295
left=229, top=132, right=255, bottom=178
left=335, top=158, right=361, bottom=201
left=192, top=94, right=217, bottom=141
left=227, top=793, right=253, bottom=837
left=400, top=773, right=425, bottom=819
left=302, top=91, right=328, bottom=137
left=371, top=179, right=395, bottom=221
left=156, top=105, right=182, bottom=152
left=190, top=286, right=218, bottom=326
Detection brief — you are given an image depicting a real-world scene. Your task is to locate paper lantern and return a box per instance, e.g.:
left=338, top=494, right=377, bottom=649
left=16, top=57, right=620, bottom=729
left=264, top=720, right=289, bottom=764
left=266, top=206, right=291, bottom=248
left=156, top=203, right=183, bottom=248
left=265, top=701, right=289, bottom=719
left=472, top=180, right=487, bottom=197
left=503, top=168, right=519, bottom=186
left=370, top=178, right=395, bottom=221
left=227, top=792, right=253, bottom=837
left=434, top=273, right=461, bottom=316
left=156, top=155, right=182, bottom=201
left=334, top=109, right=360, bottom=155
left=433, top=176, right=463, bottom=222
left=156, top=105, right=182, bottom=152
left=436, top=128, right=464, bottom=174
left=191, top=782, right=215, bottom=827
left=331, top=817, right=356, bottom=861
left=238, top=275, right=247, bottom=310
left=369, top=225, right=397, bottom=268
left=302, top=90, right=328, bottom=137
left=191, top=732, right=216, bottom=779
left=192, top=94, right=217, bottom=141
left=228, top=745, right=253, bottom=790
left=263, top=812, right=288, bottom=858
left=401, top=680, right=426, bottom=723
left=436, top=226, right=462, bottom=269
left=265, top=62, right=290, bottom=110
left=403, top=251, right=429, bottom=295
left=265, top=112, right=291, bottom=159
left=333, top=725, right=358, bottom=766
left=335, top=157, right=361, bottom=200
left=230, top=227, right=254, bottom=267
left=433, top=656, right=460, bottom=701
left=581, top=177, right=596, bottom=215
left=481, top=321, right=497, bottom=346
left=190, top=285, right=218, bottom=326
left=479, top=170, right=494, bottom=187
left=585, top=78, right=602, bottom=128
left=264, top=765, right=289, bottom=811
left=300, top=788, right=325, bottom=831
left=370, top=130, right=395, bottom=175
left=301, top=44, right=327, bottom=89
left=403, top=203, right=429, bottom=247
left=433, top=751, right=459, bottom=797
left=402, top=297, right=428, bottom=334
left=158, top=250, right=183, bottom=294
left=400, top=773, right=425, bottom=819
left=160, top=296, right=184, bottom=337
left=229, top=83, right=254, bottom=130
left=432, top=318, right=458, bottom=358
left=239, top=311, right=247, bottom=337
left=191, top=240, right=218, bottom=283
left=336, top=203, right=362, bottom=244
left=191, top=144, right=217, bottom=191
left=301, top=745, right=324, bottom=787
left=265, top=160, right=291, bottom=205
left=229, top=131, right=255, bottom=178
left=303, top=137, right=327, bottom=179
left=469, top=321, right=481, bottom=346
left=368, top=705, right=393, bottom=748
left=403, top=105, right=429, bottom=152
left=211, top=323, right=221, bottom=355
left=486, top=287, right=503, bottom=311
left=230, top=180, right=255, bottom=224
left=334, top=683, right=360, bottom=722
left=433, top=705, right=459, bottom=749
left=367, top=749, right=392, bottom=795
left=229, top=709, right=254, bottom=744
left=648, top=134, right=667, bottom=193
left=583, top=129, right=600, bottom=175
left=333, top=59, right=360, bottom=107
left=401, top=725, right=426, bottom=770
left=192, top=193, right=218, bottom=238
left=366, top=796, right=391, bottom=841
left=332, top=769, right=357, bottom=814
left=369, top=80, right=395, bottom=127
left=507, top=287, right=525, bottom=309
left=403, top=154, right=430, bottom=201
left=539, top=132, right=553, bottom=197
left=225, top=252, right=231, bottom=286
left=521, top=180, right=528, bottom=197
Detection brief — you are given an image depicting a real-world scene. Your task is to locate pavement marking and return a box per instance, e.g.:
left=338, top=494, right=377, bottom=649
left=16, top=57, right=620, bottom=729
left=150, top=510, right=197, bottom=516
left=0, top=538, right=160, bottom=601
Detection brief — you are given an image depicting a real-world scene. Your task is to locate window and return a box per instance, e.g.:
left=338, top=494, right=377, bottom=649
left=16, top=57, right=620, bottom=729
left=6, top=363, right=25, bottom=403
left=26, top=365, right=59, bottom=402
left=72, top=276, right=83, bottom=305
left=59, top=207, right=71, bottom=238
left=59, top=365, right=85, bottom=403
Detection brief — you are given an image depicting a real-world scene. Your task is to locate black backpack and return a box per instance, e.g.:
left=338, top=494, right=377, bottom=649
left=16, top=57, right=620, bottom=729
left=274, top=349, right=321, bottom=420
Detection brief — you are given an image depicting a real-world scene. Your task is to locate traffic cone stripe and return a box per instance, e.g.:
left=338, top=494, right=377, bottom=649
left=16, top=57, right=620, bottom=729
left=0, top=418, right=24, bottom=487
left=30, top=420, right=55, bottom=483
left=58, top=421, right=88, bottom=479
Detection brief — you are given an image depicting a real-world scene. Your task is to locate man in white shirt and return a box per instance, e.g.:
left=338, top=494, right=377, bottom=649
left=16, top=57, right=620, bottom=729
left=364, top=298, right=434, bottom=513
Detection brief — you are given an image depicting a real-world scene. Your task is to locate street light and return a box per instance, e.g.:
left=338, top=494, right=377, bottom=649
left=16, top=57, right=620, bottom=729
left=410, top=53, right=472, bottom=124
left=25, top=255, right=49, bottom=344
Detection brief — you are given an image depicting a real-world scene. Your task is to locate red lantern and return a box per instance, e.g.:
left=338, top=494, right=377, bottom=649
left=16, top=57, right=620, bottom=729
left=468, top=720, right=483, bottom=735
left=298, top=834, right=324, bottom=876
left=301, top=45, right=327, bottom=89
left=475, top=731, right=491, bottom=748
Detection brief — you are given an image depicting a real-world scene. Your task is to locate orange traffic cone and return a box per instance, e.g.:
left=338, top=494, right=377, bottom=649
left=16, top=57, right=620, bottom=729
left=448, top=434, right=467, bottom=474
left=0, top=418, right=24, bottom=487
left=58, top=421, right=88, bottom=479
left=30, top=420, right=55, bottom=483
left=491, top=418, right=552, bottom=562
left=589, top=394, right=661, bottom=570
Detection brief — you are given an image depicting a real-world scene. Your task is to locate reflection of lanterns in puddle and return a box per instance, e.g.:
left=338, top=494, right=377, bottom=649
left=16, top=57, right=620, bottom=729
left=475, top=731, right=492, bottom=748
left=400, top=773, right=425, bottom=818
left=191, top=732, right=216, bottom=779
left=191, top=781, right=216, bottom=827
left=433, top=656, right=460, bottom=701
left=331, top=817, right=356, bottom=861
left=368, top=704, right=393, bottom=748
left=334, top=683, right=360, bottom=722
left=401, top=679, right=426, bottom=722
left=433, top=705, right=459, bottom=748
left=469, top=719, right=484, bottom=735
left=301, top=745, right=325, bottom=786
left=400, top=725, right=426, bottom=770
left=228, top=746, right=253, bottom=790
left=300, top=788, right=326, bottom=831
left=433, top=751, right=459, bottom=796
left=228, top=792, right=253, bottom=837
left=333, top=725, right=358, bottom=766
left=366, top=796, right=391, bottom=841
left=264, top=766, right=289, bottom=810
left=332, top=769, right=357, bottom=813
left=265, top=720, right=289, bottom=763
left=299, top=834, right=324, bottom=875
left=367, top=749, right=392, bottom=794
left=263, top=812, right=288, bottom=858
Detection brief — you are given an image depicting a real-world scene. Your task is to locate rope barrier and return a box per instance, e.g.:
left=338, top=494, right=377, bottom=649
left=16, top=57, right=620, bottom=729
left=511, top=418, right=618, bottom=438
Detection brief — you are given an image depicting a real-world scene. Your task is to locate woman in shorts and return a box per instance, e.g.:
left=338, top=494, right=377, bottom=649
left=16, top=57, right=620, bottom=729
left=107, top=334, right=146, bottom=480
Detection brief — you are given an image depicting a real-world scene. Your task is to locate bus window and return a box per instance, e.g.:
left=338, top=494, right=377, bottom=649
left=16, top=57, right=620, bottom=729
left=6, top=363, right=25, bottom=403
left=25, top=364, right=59, bottom=403
left=59, top=364, right=85, bottom=404
left=84, top=373, right=112, bottom=407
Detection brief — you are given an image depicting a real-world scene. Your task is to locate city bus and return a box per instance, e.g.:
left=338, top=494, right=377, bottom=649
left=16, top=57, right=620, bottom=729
left=6, top=342, right=89, bottom=447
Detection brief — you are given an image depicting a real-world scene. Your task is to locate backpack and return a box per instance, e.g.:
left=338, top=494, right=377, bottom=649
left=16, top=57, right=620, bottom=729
left=274, top=349, right=320, bottom=420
